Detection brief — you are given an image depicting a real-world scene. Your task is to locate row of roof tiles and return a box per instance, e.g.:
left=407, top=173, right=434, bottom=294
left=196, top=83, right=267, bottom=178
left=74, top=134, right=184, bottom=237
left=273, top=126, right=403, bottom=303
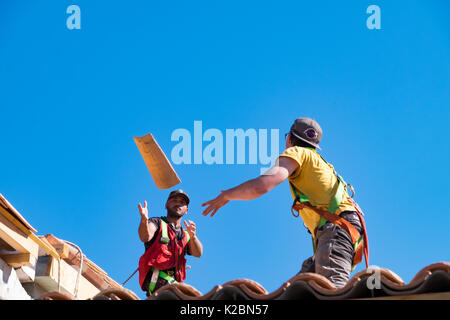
left=38, top=262, right=449, bottom=300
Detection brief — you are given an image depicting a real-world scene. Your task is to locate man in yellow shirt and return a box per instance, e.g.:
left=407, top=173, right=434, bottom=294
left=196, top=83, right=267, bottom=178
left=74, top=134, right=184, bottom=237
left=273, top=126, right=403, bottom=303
left=201, top=118, right=366, bottom=288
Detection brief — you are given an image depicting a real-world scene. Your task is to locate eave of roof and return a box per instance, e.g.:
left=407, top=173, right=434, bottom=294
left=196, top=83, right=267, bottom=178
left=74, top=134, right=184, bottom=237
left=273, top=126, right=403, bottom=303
left=0, top=193, right=37, bottom=233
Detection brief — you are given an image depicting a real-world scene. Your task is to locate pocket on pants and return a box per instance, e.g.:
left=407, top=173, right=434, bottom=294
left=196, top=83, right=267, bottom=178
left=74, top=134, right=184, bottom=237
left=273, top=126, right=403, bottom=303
left=315, top=223, right=338, bottom=264
left=316, top=222, right=338, bottom=243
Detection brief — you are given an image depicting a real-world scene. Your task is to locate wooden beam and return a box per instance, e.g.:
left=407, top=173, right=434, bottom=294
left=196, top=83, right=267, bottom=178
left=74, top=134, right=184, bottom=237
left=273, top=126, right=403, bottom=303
left=29, top=233, right=59, bottom=260
left=0, top=253, right=37, bottom=268
left=53, top=243, right=69, bottom=259
left=0, top=208, right=39, bottom=258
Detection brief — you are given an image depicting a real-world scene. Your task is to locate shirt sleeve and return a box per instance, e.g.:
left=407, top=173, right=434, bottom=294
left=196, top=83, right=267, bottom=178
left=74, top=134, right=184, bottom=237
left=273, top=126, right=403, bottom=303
left=148, top=217, right=160, bottom=228
left=278, top=146, right=305, bottom=179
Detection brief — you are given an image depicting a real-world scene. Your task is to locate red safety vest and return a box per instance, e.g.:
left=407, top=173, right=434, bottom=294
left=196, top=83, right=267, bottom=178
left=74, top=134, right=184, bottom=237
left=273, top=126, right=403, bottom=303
left=138, top=219, right=190, bottom=290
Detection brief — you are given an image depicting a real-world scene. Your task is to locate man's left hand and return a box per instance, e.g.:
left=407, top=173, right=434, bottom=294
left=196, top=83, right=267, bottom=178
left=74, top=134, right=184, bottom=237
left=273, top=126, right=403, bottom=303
left=184, top=220, right=197, bottom=239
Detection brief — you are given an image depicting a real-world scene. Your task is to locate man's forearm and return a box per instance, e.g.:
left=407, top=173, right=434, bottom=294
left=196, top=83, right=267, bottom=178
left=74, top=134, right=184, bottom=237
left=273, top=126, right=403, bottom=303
left=138, top=217, right=150, bottom=242
left=225, top=177, right=270, bottom=201
left=189, top=236, right=203, bottom=257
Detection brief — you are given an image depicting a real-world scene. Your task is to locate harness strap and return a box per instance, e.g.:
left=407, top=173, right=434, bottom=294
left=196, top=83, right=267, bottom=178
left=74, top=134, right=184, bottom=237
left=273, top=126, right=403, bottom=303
left=158, top=270, right=177, bottom=283
left=160, top=220, right=170, bottom=244
left=290, top=178, right=343, bottom=230
left=160, top=219, right=190, bottom=244
left=293, top=202, right=361, bottom=244
left=292, top=202, right=368, bottom=269
left=148, top=267, right=178, bottom=296
left=349, top=198, right=370, bottom=269
left=148, top=267, right=159, bottom=294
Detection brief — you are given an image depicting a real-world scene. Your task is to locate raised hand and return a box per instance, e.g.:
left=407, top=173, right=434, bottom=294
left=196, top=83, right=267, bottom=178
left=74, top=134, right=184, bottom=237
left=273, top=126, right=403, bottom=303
left=183, top=220, right=197, bottom=239
left=138, top=201, right=149, bottom=220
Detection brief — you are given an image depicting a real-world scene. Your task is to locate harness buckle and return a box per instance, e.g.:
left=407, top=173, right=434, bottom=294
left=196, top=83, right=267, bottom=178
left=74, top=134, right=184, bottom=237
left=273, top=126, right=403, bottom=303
left=159, top=237, right=170, bottom=244
left=291, top=198, right=300, bottom=217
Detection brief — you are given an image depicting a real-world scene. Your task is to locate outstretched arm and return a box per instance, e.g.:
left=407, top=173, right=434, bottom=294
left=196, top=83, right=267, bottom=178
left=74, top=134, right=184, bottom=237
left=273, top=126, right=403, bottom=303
left=201, top=156, right=299, bottom=217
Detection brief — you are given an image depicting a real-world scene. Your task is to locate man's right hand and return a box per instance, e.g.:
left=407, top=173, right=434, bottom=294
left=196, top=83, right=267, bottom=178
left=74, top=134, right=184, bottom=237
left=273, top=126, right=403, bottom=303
left=138, top=201, right=149, bottom=220
left=138, top=200, right=156, bottom=243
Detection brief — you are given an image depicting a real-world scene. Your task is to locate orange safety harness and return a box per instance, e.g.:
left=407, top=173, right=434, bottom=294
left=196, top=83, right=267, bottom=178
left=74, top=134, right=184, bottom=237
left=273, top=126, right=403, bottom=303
left=289, top=149, right=369, bottom=271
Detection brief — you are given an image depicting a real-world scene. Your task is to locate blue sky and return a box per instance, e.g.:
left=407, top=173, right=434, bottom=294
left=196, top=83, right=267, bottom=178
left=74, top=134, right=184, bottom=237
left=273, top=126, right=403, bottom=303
left=1, top=1, right=449, bottom=299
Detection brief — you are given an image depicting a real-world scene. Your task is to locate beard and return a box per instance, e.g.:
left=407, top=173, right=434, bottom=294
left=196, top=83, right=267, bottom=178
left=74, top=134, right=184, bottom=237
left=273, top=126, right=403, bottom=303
left=167, top=207, right=185, bottom=219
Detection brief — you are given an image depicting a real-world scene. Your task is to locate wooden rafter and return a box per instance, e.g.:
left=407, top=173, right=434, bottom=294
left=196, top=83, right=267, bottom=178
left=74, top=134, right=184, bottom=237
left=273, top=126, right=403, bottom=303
left=0, top=253, right=37, bottom=268
left=0, top=207, right=39, bottom=258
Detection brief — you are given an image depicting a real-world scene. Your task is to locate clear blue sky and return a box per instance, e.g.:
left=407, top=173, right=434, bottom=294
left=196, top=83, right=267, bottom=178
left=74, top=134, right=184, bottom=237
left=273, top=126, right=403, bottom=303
left=1, top=1, right=449, bottom=299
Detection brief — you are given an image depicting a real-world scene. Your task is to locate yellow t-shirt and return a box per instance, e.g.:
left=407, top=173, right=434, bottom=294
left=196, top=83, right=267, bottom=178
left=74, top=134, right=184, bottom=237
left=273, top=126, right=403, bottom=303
left=279, top=146, right=355, bottom=236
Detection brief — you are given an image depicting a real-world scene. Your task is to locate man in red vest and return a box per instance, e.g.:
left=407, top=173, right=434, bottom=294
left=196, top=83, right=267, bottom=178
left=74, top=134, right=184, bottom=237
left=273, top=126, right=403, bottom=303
left=138, top=189, right=203, bottom=296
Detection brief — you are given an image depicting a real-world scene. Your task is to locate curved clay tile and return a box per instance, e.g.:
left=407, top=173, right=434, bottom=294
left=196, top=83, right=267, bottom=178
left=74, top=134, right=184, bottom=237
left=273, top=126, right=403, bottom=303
left=193, top=285, right=224, bottom=300
left=38, top=291, right=75, bottom=300
left=305, top=267, right=403, bottom=297
left=239, top=281, right=290, bottom=300
left=148, top=290, right=180, bottom=300
left=286, top=272, right=337, bottom=290
left=152, top=279, right=269, bottom=300
left=152, top=282, right=204, bottom=300
left=382, top=268, right=450, bottom=297
left=381, top=262, right=450, bottom=291
left=221, top=279, right=268, bottom=295
left=211, top=285, right=252, bottom=300
left=91, top=288, right=140, bottom=300
left=354, top=267, right=404, bottom=285
left=151, top=283, right=224, bottom=300
left=307, top=279, right=353, bottom=296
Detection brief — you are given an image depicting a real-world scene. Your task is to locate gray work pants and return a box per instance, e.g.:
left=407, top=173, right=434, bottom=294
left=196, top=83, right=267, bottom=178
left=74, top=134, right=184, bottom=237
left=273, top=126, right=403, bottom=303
left=298, top=211, right=363, bottom=288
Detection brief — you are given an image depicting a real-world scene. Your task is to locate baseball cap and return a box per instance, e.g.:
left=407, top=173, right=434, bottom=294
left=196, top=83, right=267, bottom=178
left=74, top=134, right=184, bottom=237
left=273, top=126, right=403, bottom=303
left=167, top=189, right=190, bottom=205
left=290, top=118, right=323, bottom=150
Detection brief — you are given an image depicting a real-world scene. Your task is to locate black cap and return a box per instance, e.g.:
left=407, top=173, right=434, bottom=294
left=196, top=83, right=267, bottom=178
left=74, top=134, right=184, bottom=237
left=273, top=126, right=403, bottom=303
left=167, top=189, right=190, bottom=205
left=290, top=118, right=323, bottom=150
